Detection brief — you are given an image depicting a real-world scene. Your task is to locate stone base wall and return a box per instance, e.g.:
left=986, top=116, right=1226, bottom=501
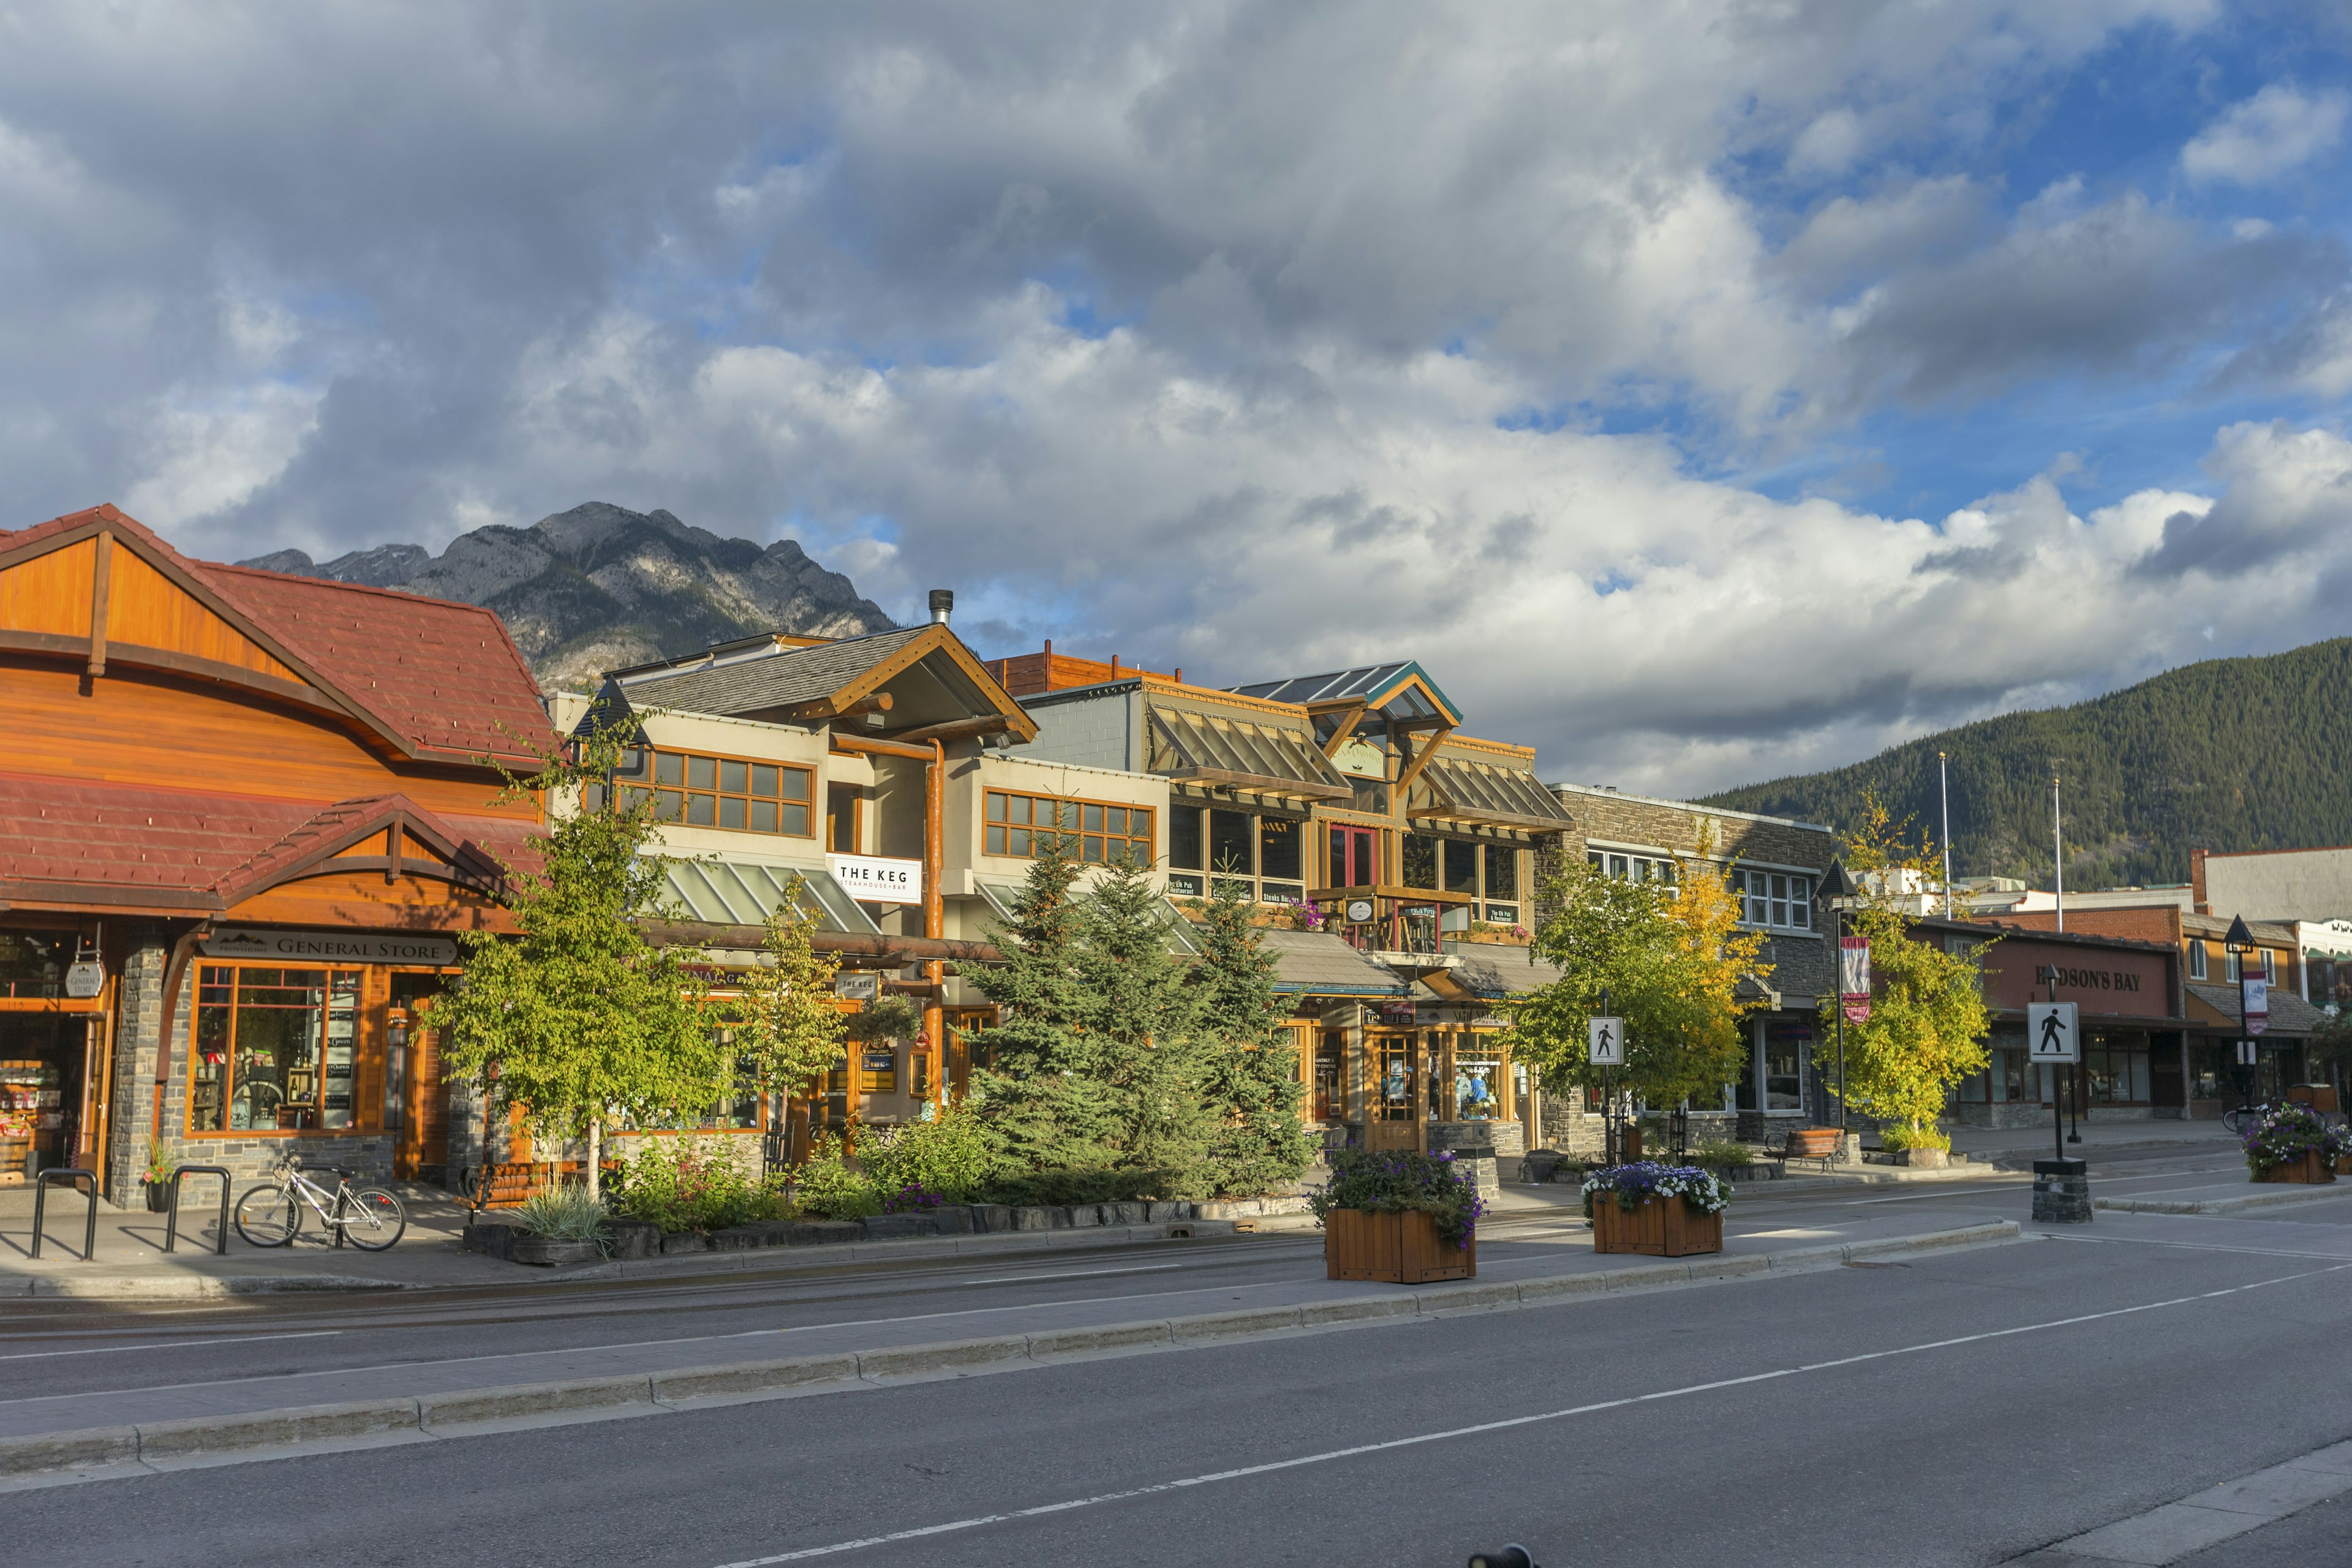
left=1950, top=1102, right=2051, bottom=1130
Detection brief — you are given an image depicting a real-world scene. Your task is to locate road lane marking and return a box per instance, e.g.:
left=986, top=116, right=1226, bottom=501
left=0, top=1330, right=338, bottom=1363
left=710, top=1259, right=2352, bottom=1564
left=958, top=1265, right=1187, bottom=1285
left=2040, top=1233, right=2352, bottom=1262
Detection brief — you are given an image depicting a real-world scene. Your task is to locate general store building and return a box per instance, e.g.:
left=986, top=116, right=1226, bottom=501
left=0, top=507, right=551, bottom=1198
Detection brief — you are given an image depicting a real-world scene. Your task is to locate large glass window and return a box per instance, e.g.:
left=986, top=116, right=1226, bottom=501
left=1328, top=825, right=1380, bottom=888
left=1762, top=1020, right=1807, bottom=1112
left=1590, top=850, right=1680, bottom=889
left=1454, top=1047, right=1502, bottom=1120
left=606, top=748, right=813, bottom=836
left=1169, top=806, right=1202, bottom=871
left=1483, top=845, right=1518, bottom=901
left=1402, top=832, right=1441, bottom=891
left=986, top=790, right=1153, bottom=866
left=1733, top=869, right=1811, bottom=930
left=0, top=930, right=79, bottom=1000
left=1443, top=839, right=1478, bottom=895
left=189, top=967, right=361, bottom=1133
left=1208, top=809, right=1254, bottom=888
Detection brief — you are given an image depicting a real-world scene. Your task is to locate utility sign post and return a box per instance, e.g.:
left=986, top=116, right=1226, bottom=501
left=2027, top=1002, right=2080, bottom=1166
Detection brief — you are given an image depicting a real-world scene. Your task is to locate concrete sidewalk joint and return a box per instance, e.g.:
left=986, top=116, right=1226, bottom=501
left=0, top=1220, right=2018, bottom=1485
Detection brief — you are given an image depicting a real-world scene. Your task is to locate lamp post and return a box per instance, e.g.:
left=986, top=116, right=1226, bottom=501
left=1820, top=861, right=1863, bottom=1136
left=2226, top=916, right=2259, bottom=1110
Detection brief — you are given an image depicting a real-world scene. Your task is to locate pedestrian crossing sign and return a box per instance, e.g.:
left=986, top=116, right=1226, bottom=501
left=2026, top=1001, right=2079, bottom=1063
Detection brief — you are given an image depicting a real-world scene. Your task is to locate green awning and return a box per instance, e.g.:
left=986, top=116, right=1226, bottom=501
left=654, top=858, right=881, bottom=935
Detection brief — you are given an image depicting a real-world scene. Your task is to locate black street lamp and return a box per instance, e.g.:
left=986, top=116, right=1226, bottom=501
left=1819, top=861, right=1862, bottom=1136
left=2226, top=915, right=2259, bottom=1109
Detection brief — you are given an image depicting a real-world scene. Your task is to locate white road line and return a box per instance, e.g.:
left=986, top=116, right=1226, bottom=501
left=958, top=1265, right=1186, bottom=1285
left=0, top=1330, right=339, bottom=1363
left=2040, top=1232, right=2352, bottom=1262
left=712, top=1260, right=2352, bottom=1565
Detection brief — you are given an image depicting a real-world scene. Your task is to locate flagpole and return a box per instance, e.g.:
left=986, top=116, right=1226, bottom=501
left=2052, top=774, right=2065, bottom=934
left=1939, top=751, right=1952, bottom=918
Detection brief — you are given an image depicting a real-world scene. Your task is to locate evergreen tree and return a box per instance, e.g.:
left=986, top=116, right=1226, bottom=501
left=1193, top=873, right=1314, bottom=1197
left=1076, top=858, right=1216, bottom=1195
left=965, top=844, right=1115, bottom=1175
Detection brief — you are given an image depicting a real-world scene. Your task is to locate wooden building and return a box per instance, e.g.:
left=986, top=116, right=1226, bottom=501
left=0, top=506, right=552, bottom=1197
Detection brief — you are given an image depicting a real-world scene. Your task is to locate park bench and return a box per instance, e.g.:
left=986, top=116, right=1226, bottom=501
left=1758, top=1127, right=1847, bottom=1175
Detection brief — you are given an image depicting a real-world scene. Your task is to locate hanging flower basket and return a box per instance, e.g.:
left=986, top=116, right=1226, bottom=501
left=1583, top=1163, right=1730, bottom=1257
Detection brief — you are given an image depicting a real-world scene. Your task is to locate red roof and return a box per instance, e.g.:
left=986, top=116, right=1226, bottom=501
left=0, top=772, right=537, bottom=911
left=0, top=505, right=554, bottom=766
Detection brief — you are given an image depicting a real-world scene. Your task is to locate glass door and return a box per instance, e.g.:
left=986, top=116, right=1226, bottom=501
left=1327, top=825, right=1379, bottom=888
left=1366, top=1032, right=1419, bottom=1150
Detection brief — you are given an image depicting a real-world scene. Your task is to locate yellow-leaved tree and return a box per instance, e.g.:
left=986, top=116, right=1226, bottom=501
left=1506, top=829, right=1770, bottom=1112
left=1818, top=793, right=1996, bottom=1152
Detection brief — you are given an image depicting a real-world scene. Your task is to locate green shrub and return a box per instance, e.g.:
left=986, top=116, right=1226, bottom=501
left=794, top=1133, right=881, bottom=1219
left=1876, top=1123, right=1951, bottom=1153
left=611, top=1136, right=792, bottom=1233
left=514, top=1183, right=607, bottom=1242
left=854, top=1106, right=991, bottom=1202
left=974, top=1167, right=1179, bottom=1207
left=1689, top=1142, right=1756, bottom=1172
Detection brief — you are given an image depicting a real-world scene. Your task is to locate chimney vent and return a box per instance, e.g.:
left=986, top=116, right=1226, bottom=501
left=928, top=589, right=954, bottom=625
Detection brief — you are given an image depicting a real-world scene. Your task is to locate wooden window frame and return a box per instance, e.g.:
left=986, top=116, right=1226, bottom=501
left=616, top=747, right=815, bottom=838
left=187, top=964, right=366, bottom=1137
left=983, top=788, right=1155, bottom=867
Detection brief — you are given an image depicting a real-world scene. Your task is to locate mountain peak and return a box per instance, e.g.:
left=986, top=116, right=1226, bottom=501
left=238, top=502, right=895, bottom=692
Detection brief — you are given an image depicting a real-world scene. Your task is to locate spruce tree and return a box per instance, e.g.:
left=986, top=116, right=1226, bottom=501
left=965, top=844, right=1115, bottom=1175
left=1193, top=873, right=1314, bottom=1197
left=1077, top=858, right=1216, bottom=1195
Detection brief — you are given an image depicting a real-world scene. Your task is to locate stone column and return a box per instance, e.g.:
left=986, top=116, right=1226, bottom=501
left=2032, top=1158, right=2091, bottom=1223
left=102, top=928, right=170, bottom=1205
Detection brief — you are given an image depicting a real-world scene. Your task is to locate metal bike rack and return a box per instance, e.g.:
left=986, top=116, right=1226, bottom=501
left=164, top=1164, right=233, bottom=1256
left=31, top=1167, right=99, bottom=1261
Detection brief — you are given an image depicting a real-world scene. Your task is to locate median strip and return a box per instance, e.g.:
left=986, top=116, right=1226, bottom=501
left=0, top=1221, right=2018, bottom=1487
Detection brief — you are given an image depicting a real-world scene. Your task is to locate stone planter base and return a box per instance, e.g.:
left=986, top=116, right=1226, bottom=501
left=2256, top=1150, right=2335, bottom=1185
left=1891, top=1147, right=1949, bottom=1169
left=2032, top=1158, right=2090, bottom=1223
left=510, top=1235, right=601, bottom=1267
left=1591, top=1196, right=1723, bottom=1256
left=1324, top=1207, right=1475, bottom=1283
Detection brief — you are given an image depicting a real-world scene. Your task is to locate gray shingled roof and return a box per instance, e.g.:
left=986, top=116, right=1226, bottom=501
left=2188, top=982, right=2327, bottom=1035
left=1261, top=929, right=1408, bottom=995
left=613, top=626, right=933, bottom=717
left=1439, top=939, right=1564, bottom=997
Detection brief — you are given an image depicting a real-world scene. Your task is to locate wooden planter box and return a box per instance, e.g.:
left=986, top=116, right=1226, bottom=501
left=2335, top=1154, right=2352, bottom=1177
left=1591, top=1195, right=1724, bottom=1257
left=1324, top=1207, right=1475, bottom=1283
left=2256, top=1150, right=2337, bottom=1185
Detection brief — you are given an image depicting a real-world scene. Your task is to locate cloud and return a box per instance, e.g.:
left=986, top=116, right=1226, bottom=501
left=2183, top=83, right=2349, bottom=186
left=2135, top=421, right=2352, bottom=579
left=1, top=0, right=2343, bottom=797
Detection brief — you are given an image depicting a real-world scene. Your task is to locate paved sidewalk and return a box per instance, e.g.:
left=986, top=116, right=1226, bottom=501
left=1948, top=1118, right=2241, bottom=1159
left=0, top=1208, right=2019, bottom=1474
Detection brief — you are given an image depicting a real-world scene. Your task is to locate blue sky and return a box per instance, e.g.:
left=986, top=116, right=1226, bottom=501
left=0, top=2, right=2348, bottom=793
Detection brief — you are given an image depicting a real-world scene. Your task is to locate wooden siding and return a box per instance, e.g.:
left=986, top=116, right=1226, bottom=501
left=226, top=870, right=513, bottom=931
left=0, top=537, right=97, bottom=638
left=104, top=546, right=303, bottom=682
left=2, top=661, right=538, bottom=823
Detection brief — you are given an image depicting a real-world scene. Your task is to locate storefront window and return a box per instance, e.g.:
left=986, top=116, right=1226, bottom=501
left=1455, top=1048, right=1502, bottom=1119
left=0, top=930, right=78, bottom=1000
left=190, top=967, right=361, bottom=1133
left=1763, top=1021, right=1807, bottom=1112
left=2084, top=1036, right=2151, bottom=1104
left=1313, top=1032, right=1344, bottom=1121
left=1443, top=840, right=1478, bottom=895
left=1402, top=833, right=1440, bottom=891
left=1483, top=845, right=1518, bottom=902
left=1259, top=816, right=1304, bottom=902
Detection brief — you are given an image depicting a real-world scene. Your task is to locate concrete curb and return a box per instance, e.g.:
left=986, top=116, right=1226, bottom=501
left=2095, top=1185, right=2352, bottom=1216
left=0, top=1220, right=1248, bottom=1300
left=0, top=1220, right=2018, bottom=1482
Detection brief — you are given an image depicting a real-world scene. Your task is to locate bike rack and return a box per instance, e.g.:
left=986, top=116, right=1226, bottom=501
left=164, top=1164, right=233, bottom=1256
left=31, top=1167, right=99, bottom=1261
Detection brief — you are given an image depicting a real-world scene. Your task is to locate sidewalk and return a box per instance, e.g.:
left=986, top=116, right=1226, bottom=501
left=0, top=1207, right=2021, bottom=1475
left=1946, top=1117, right=2240, bottom=1160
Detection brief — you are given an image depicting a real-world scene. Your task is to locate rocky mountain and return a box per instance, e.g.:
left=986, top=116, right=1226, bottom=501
left=239, top=502, right=895, bottom=692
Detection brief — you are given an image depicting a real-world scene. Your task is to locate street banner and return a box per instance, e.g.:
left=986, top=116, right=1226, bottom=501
left=2026, top=1001, right=2080, bottom=1065
left=2242, top=975, right=2269, bottom=1036
left=1839, top=935, right=1872, bottom=1023
left=1587, top=1016, right=1624, bottom=1067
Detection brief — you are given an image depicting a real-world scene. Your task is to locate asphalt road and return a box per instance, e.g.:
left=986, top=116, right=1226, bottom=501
left=0, top=1145, right=2281, bottom=1408
left=13, top=1203, right=2352, bottom=1568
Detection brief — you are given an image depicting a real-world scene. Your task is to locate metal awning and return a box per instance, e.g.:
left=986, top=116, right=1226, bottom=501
left=977, top=878, right=1202, bottom=956
left=1148, top=707, right=1352, bottom=801
left=1409, top=755, right=1574, bottom=831
left=654, top=858, right=881, bottom=935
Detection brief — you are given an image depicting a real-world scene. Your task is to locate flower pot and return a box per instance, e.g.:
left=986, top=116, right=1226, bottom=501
left=1591, top=1195, right=1724, bottom=1257
left=508, top=1235, right=601, bottom=1267
left=145, top=1182, right=173, bottom=1213
left=2255, top=1150, right=2335, bottom=1185
left=1323, top=1208, right=1475, bottom=1283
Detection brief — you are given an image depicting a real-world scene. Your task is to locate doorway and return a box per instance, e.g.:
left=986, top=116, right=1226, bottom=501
left=390, top=971, right=451, bottom=1182
left=0, top=1014, right=91, bottom=1180
left=1327, top=825, right=1380, bottom=889
left=1364, top=1031, right=1420, bottom=1152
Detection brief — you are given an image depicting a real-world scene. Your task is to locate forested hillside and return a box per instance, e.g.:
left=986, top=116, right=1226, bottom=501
left=1702, top=638, right=2352, bottom=888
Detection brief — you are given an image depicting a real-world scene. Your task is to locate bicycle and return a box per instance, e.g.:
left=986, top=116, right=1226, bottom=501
left=233, top=1154, right=407, bottom=1251
left=2222, top=1102, right=2274, bottom=1136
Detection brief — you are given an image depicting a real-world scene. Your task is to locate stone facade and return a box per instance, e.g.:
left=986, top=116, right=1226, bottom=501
left=102, top=929, right=170, bottom=1200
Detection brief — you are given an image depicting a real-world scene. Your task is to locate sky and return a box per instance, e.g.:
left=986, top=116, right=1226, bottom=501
left=3, top=2, right=2350, bottom=796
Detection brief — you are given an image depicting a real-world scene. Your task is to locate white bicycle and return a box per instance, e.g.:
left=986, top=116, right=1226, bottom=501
left=233, top=1153, right=407, bottom=1251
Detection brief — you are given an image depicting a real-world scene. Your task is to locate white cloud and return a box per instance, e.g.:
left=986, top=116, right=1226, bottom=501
left=2183, top=83, right=2350, bottom=186
left=121, top=380, right=323, bottom=529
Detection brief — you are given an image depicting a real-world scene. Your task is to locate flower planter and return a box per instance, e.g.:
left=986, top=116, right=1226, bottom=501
left=1323, top=1208, right=1475, bottom=1283
left=508, top=1235, right=602, bottom=1267
left=2255, top=1150, right=2335, bottom=1185
left=2336, top=1155, right=2352, bottom=1177
left=1591, top=1195, right=1724, bottom=1257
left=145, top=1182, right=173, bottom=1213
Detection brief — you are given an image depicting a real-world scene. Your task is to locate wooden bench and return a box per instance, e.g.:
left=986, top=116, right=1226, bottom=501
left=463, top=1159, right=621, bottom=1213
left=1759, top=1128, right=1847, bottom=1175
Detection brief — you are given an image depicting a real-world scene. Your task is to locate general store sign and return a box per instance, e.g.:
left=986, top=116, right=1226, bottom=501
left=828, top=854, right=923, bottom=905
left=201, top=927, right=460, bottom=966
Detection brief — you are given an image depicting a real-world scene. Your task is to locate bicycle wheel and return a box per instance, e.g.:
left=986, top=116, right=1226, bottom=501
left=233, top=1184, right=302, bottom=1247
left=338, top=1188, right=407, bottom=1251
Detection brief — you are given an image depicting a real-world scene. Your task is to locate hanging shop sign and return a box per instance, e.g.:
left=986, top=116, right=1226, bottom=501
left=63, top=960, right=105, bottom=999
left=1839, top=935, right=1872, bottom=1023
left=1344, top=899, right=1376, bottom=924
left=828, top=853, right=923, bottom=905
left=834, top=971, right=881, bottom=1003
left=200, top=927, right=460, bottom=966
